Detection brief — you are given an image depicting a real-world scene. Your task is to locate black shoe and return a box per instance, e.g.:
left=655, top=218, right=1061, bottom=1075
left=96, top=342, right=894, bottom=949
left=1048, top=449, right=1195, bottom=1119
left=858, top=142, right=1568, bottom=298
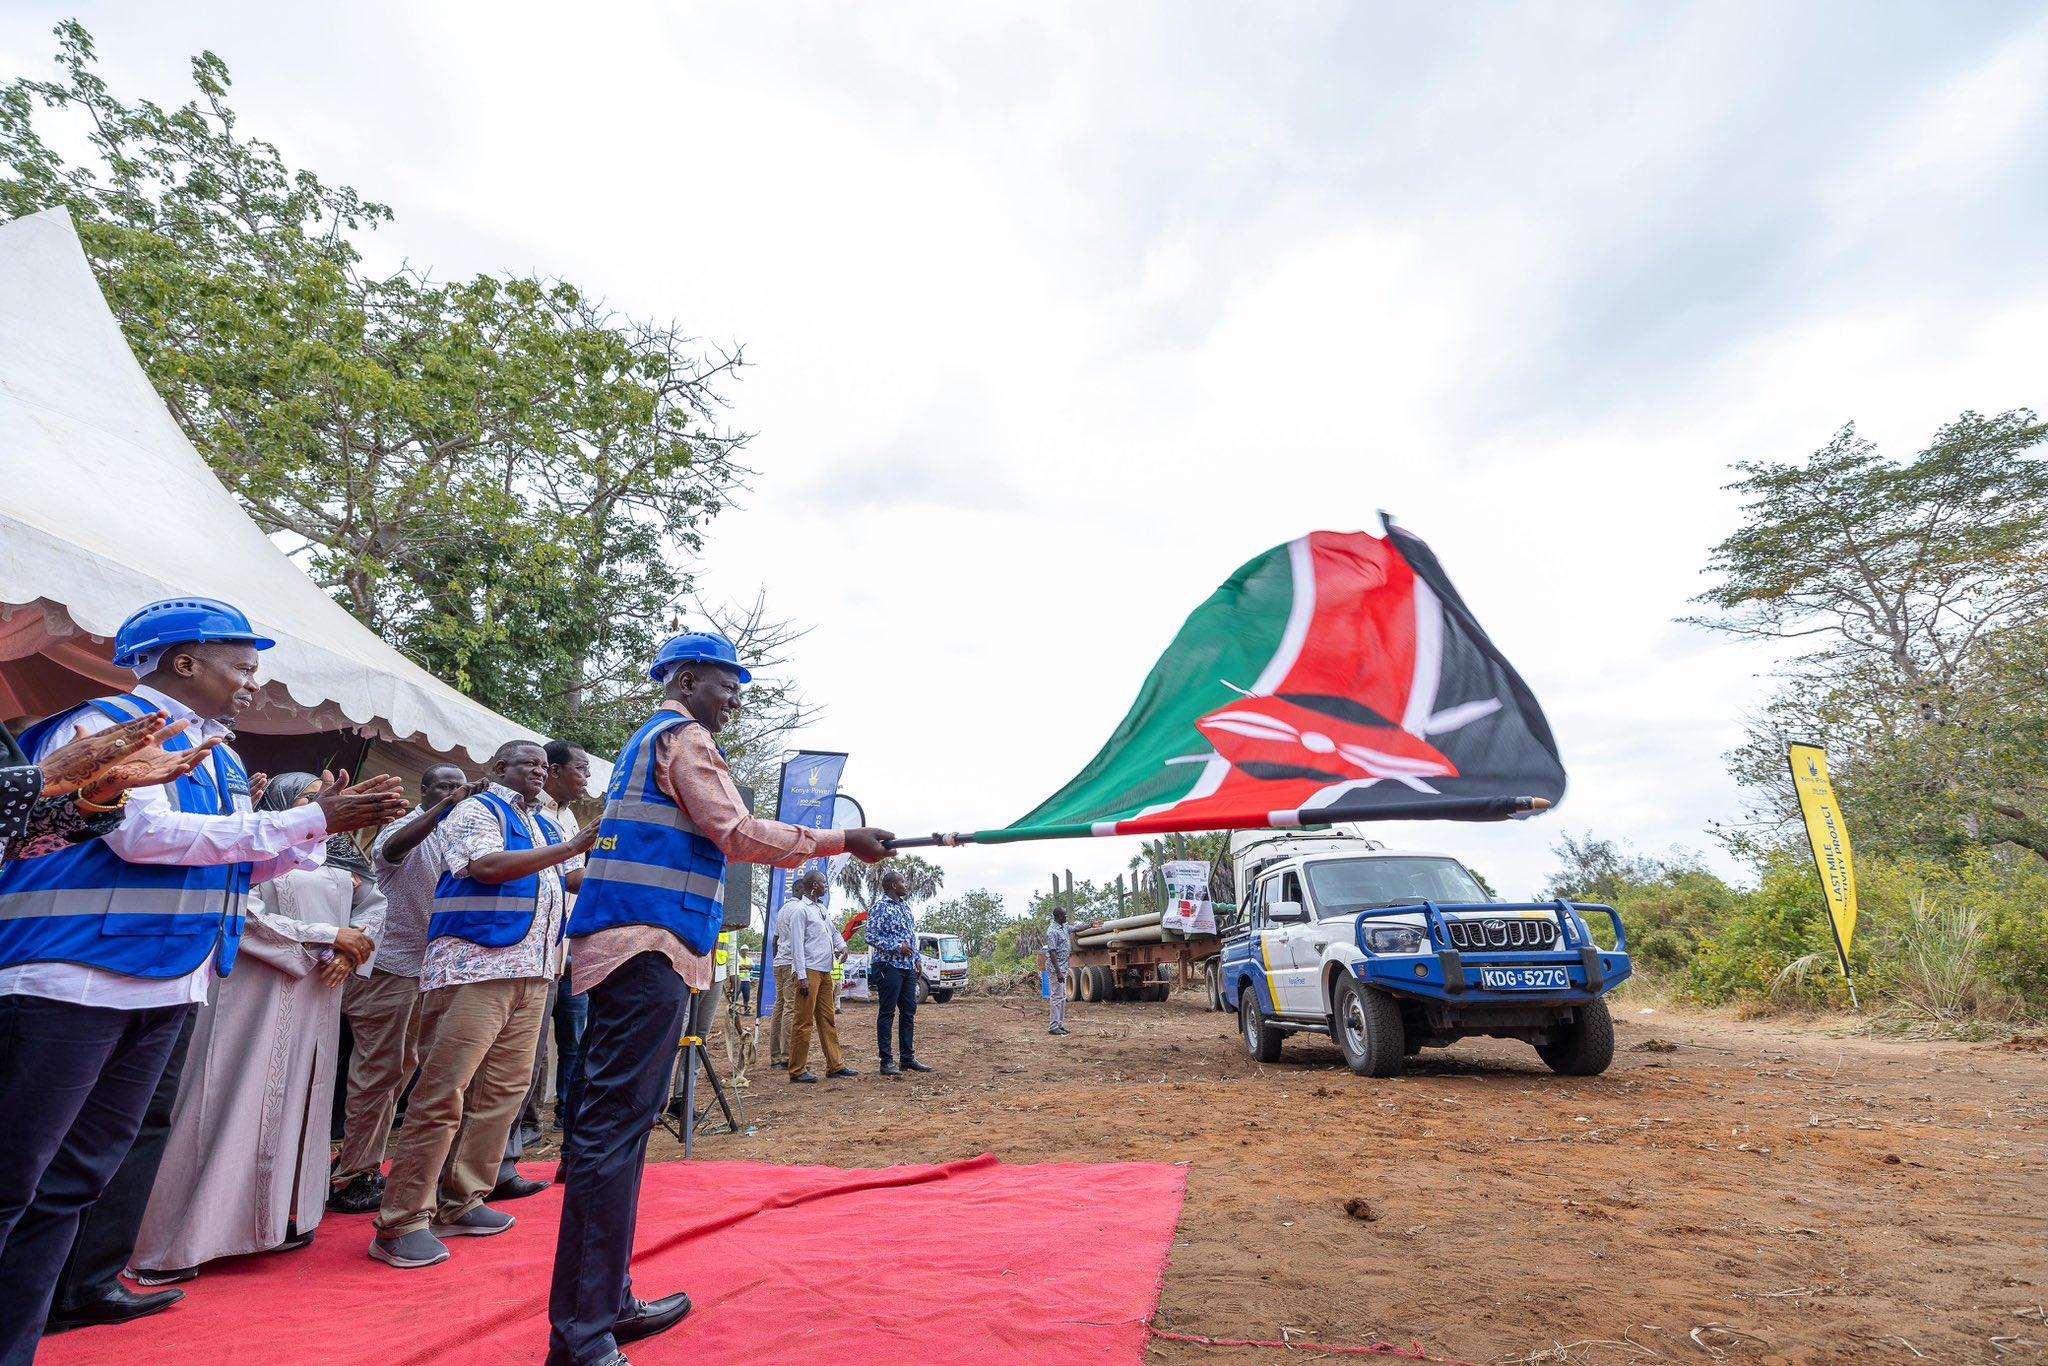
left=614, top=1290, right=692, bottom=1345
left=487, top=1175, right=550, bottom=1202
left=880, top=1061, right=902, bottom=1076
left=44, top=1284, right=184, bottom=1334
left=789, top=1072, right=819, bottom=1084
left=327, top=1171, right=383, bottom=1215
left=826, top=1067, right=858, bottom=1079
left=903, top=1058, right=934, bottom=1073
left=278, top=1225, right=316, bottom=1252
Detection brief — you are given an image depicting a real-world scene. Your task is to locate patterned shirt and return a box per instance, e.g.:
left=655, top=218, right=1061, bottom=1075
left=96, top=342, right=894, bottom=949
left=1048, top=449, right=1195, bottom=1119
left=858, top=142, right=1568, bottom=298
left=867, top=896, right=916, bottom=962
left=419, top=782, right=581, bottom=992
left=1043, top=920, right=1072, bottom=970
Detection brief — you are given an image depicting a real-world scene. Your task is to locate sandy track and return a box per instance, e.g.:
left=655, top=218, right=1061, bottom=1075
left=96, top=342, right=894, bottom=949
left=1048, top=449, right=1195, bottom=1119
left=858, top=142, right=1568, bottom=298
left=630, top=991, right=2046, bottom=1364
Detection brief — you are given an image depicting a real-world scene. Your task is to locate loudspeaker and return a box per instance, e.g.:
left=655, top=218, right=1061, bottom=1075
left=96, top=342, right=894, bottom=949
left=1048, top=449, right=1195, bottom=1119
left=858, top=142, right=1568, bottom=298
left=721, top=783, right=757, bottom=931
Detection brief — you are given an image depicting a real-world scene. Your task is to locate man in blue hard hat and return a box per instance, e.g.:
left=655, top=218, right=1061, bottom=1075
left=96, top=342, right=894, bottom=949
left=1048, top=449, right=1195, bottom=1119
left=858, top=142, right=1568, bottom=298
left=0, top=597, right=409, bottom=1356
left=545, top=631, right=894, bottom=1366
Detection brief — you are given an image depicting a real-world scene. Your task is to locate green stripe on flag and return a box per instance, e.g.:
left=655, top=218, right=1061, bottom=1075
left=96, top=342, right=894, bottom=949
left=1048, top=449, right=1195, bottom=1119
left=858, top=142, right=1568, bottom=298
left=1007, top=541, right=1299, bottom=830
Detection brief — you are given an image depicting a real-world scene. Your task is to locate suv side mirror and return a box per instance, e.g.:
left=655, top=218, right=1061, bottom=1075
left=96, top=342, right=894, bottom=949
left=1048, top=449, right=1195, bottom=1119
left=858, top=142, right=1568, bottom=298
left=1267, top=899, right=1308, bottom=924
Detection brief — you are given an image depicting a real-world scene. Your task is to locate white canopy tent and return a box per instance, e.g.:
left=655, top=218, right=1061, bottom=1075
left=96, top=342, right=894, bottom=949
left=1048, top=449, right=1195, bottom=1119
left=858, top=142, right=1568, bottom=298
left=0, top=208, right=609, bottom=786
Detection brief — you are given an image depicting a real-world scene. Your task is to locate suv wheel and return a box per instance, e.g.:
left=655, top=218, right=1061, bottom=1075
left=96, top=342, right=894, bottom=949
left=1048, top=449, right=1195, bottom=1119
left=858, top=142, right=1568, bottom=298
left=1333, top=976, right=1406, bottom=1077
left=1536, top=997, right=1615, bottom=1076
left=1240, top=986, right=1283, bottom=1063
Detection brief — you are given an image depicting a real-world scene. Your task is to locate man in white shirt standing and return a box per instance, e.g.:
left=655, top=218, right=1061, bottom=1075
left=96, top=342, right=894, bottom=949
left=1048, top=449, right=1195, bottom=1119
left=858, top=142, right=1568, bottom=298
left=0, top=598, right=406, bottom=1359
left=783, top=869, right=853, bottom=1084
left=326, top=762, right=476, bottom=1216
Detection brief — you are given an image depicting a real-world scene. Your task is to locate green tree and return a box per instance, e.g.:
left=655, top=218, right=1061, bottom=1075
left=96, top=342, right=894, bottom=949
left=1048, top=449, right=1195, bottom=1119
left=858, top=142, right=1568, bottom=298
left=1691, top=411, right=2048, bottom=862
left=0, top=22, right=781, bottom=755
left=834, top=855, right=945, bottom=914
left=920, top=888, right=1009, bottom=959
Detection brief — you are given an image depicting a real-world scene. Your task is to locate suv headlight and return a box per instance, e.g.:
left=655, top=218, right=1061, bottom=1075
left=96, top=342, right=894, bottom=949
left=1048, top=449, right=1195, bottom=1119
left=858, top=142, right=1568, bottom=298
left=1366, top=926, right=1426, bottom=954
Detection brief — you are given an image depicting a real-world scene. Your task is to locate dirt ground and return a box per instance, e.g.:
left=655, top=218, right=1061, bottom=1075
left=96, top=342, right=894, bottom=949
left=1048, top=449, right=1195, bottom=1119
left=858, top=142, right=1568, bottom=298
left=609, top=989, right=2046, bottom=1364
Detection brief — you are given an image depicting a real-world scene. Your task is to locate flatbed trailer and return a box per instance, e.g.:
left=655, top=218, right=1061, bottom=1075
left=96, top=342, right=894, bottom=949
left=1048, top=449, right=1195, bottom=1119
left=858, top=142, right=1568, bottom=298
left=1065, top=926, right=1224, bottom=1004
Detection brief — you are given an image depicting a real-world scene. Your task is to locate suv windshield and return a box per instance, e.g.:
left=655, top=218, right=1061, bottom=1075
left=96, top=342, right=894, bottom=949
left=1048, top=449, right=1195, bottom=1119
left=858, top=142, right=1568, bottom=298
left=1306, top=858, right=1488, bottom=916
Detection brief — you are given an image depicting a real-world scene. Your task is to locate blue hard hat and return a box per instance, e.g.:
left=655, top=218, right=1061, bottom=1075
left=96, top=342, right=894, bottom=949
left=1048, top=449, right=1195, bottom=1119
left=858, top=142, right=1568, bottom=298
left=648, top=631, right=752, bottom=684
left=112, top=597, right=276, bottom=668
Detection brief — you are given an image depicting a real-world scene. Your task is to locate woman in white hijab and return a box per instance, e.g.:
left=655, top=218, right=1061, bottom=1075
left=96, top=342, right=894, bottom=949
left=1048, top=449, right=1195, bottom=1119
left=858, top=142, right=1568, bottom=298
left=131, top=772, right=388, bottom=1282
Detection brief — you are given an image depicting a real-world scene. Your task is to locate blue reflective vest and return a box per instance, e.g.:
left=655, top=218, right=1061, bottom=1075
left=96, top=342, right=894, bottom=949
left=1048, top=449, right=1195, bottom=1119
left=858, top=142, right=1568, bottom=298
left=428, top=791, right=564, bottom=948
left=568, top=712, right=728, bottom=955
left=0, top=693, right=253, bottom=978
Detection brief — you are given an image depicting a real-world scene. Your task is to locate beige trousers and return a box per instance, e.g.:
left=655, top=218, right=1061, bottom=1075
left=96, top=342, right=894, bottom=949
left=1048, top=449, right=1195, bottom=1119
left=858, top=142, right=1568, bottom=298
left=787, top=969, right=845, bottom=1077
left=769, top=965, right=794, bottom=1063
left=333, top=969, right=424, bottom=1184
left=373, top=976, right=549, bottom=1237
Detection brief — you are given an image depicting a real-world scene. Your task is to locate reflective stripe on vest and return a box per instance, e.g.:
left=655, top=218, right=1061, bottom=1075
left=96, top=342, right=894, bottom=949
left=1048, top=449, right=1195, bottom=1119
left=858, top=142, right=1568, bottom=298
left=0, top=694, right=253, bottom=978
left=568, top=711, right=728, bottom=955
left=427, top=792, right=564, bottom=949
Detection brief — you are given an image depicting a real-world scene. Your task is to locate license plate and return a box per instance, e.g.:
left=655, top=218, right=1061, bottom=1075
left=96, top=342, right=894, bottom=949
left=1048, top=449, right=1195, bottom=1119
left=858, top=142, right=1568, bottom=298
left=1481, top=966, right=1568, bottom=990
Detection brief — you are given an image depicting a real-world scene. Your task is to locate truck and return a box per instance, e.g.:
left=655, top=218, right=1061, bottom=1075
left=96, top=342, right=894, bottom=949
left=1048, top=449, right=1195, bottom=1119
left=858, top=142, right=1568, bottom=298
left=1065, top=910, right=1223, bottom=1004
left=836, top=931, right=970, bottom=1005
left=1217, top=829, right=1631, bottom=1077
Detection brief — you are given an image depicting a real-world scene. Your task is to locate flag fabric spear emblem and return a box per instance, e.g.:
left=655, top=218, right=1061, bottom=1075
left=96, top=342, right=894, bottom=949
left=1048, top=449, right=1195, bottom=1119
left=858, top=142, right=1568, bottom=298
left=892, top=517, right=1566, bottom=850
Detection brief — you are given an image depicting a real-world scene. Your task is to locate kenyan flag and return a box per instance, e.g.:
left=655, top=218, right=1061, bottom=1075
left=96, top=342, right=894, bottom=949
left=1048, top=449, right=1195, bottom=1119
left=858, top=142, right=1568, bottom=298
left=974, top=521, right=1565, bottom=846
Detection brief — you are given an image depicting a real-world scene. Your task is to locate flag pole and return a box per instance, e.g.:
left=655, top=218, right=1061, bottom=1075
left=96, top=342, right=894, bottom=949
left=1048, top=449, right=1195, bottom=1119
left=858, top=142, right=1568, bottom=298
left=883, top=796, right=1552, bottom=852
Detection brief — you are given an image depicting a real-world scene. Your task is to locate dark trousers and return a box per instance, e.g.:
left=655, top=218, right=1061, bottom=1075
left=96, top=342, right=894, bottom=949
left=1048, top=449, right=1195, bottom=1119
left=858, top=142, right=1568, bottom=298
left=872, top=960, right=919, bottom=1064
left=51, top=1008, right=198, bottom=1314
left=0, top=995, right=192, bottom=1365
left=552, top=987, right=588, bottom=1124
left=547, top=953, right=688, bottom=1366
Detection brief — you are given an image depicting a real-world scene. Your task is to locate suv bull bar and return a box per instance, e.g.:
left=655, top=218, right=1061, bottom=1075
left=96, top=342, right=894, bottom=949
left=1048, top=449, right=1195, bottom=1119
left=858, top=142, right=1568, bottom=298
left=1350, top=900, right=1630, bottom=1004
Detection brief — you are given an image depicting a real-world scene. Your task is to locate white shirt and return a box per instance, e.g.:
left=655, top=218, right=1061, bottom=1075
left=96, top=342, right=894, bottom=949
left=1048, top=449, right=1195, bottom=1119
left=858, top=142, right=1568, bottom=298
left=0, top=682, right=330, bottom=1008
left=369, top=807, right=448, bottom=979
left=778, top=896, right=845, bottom=976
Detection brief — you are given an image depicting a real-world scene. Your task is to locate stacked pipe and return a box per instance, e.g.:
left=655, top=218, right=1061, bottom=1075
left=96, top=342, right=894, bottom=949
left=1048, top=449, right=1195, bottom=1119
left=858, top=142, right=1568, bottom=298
left=1073, top=910, right=1184, bottom=947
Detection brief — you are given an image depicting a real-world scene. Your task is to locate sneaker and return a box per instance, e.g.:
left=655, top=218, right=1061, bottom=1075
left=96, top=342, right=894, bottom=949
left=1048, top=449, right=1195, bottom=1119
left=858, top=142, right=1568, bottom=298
left=131, top=1266, right=197, bottom=1287
left=326, top=1172, right=383, bottom=1215
left=430, top=1204, right=516, bottom=1238
left=369, top=1229, right=450, bottom=1269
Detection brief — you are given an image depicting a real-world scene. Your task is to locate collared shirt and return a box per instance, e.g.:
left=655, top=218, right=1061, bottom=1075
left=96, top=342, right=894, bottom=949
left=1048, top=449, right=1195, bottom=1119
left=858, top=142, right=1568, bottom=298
left=866, top=896, right=916, bottom=962
left=777, top=895, right=845, bottom=976
left=368, top=805, right=449, bottom=979
left=571, top=703, right=847, bottom=997
left=0, top=681, right=329, bottom=1009
left=537, top=791, right=582, bottom=910
left=1044, top=920, right=1072, bottom=969
left=418, top=782, right=581, bottom=992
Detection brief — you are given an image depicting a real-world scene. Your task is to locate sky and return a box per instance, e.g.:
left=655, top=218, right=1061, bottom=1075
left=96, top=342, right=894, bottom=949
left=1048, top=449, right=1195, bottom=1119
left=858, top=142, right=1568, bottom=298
left=5, top=1, right=2046, bottom=916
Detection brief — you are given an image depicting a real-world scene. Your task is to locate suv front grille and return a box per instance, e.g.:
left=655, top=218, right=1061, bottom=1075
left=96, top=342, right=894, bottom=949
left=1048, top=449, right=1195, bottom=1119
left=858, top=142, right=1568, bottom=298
left=1445, top=917, right=1559, bottom=951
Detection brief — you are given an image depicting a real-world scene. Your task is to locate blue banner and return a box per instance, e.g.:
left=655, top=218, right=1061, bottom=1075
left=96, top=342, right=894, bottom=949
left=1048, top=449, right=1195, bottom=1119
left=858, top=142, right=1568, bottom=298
left=758, top=750, right=848, bottom=1016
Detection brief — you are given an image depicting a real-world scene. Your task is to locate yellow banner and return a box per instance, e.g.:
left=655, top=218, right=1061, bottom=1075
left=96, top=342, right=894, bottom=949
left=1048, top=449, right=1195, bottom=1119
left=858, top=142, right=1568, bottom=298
left=1788, top=742, right=1858, bottom=986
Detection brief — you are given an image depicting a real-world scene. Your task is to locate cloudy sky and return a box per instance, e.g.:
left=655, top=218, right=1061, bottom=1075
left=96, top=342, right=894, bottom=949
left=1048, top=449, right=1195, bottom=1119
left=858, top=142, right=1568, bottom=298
left=5, top=1, right=2045, bottom=914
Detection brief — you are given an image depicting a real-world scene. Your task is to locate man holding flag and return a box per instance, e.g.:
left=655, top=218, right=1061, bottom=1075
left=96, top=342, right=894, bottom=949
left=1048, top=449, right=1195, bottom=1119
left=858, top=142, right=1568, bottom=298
left=546, top=631, right=892, bottom=1366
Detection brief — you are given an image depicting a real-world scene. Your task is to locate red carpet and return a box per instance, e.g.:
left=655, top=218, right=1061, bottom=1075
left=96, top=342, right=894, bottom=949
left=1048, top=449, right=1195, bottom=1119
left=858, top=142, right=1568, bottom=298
left=39, top=1157, right=1188, bottom=1364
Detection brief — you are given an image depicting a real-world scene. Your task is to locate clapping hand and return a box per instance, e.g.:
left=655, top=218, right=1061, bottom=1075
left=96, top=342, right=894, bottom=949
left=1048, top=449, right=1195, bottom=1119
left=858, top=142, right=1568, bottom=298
left=313, top=770, right=411, bottom=834
left=38, top=713, right=176, bottom=797
left=75, top=720, right=228, bottom=807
